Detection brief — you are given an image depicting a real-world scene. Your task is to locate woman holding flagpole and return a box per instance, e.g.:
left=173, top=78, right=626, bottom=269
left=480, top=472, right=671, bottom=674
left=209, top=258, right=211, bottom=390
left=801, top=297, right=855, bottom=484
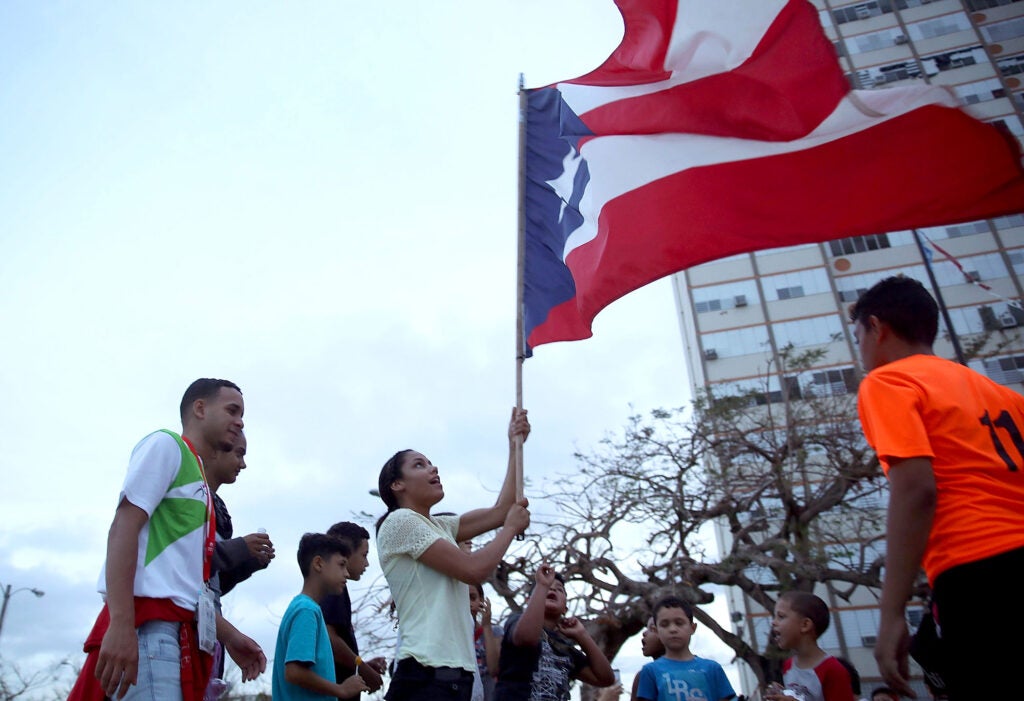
left=374, top=408, right=531, bottom=701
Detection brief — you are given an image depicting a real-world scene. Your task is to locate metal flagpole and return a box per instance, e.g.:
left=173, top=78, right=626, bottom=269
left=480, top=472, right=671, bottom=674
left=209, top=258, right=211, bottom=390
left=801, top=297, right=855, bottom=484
left=913, top=229, right=967, bottom=366
left=515, top=74, right=527, bottom=518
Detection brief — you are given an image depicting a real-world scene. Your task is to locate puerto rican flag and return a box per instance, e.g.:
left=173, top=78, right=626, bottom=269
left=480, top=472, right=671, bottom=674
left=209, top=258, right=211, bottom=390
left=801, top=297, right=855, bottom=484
left=522, top=0, right=1024, bottom=355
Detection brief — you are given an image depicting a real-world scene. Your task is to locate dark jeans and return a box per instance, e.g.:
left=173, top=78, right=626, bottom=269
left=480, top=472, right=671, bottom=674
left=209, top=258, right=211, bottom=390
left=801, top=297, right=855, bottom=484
left=385, top=658, right=474, bottom=701
left=932, top=545, right=1024, bottom=700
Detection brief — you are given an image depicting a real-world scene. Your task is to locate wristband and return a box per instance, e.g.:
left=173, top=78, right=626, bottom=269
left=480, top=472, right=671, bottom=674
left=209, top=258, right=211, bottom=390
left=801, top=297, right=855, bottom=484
left=355, top=656, right=363, bottom=667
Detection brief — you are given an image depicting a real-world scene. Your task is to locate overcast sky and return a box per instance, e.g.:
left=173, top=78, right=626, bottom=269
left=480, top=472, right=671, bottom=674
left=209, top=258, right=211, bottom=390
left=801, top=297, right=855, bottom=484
left=0, top=2, right=735, bottom=696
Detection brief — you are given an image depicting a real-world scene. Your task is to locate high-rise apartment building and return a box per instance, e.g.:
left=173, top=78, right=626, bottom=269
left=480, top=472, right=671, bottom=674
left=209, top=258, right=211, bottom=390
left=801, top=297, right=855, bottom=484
left=671, top=0, right=1024, bottom=694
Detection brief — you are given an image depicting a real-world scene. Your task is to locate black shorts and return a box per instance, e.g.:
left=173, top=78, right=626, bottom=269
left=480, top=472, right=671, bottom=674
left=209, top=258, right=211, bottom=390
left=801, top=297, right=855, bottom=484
left=385, top=657, right=474, bottom=701
left=932, top=545, right=1024, bottom=700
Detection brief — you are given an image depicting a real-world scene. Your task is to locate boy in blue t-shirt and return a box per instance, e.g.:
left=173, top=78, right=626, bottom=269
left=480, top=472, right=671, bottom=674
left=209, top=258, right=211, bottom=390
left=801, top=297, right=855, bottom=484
left=636, top=596, right=735, bottom=701
left=273, top=533, right=369, bottom=701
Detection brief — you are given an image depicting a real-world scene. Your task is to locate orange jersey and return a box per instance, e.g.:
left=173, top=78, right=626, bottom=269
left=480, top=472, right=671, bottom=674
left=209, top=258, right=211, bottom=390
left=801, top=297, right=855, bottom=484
left=858, top=354, right=1024, bottom=584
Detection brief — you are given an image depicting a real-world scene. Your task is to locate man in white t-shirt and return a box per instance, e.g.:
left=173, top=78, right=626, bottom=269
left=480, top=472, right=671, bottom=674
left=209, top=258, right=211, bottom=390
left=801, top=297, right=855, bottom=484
left=70, top=378, right=266, bottom=701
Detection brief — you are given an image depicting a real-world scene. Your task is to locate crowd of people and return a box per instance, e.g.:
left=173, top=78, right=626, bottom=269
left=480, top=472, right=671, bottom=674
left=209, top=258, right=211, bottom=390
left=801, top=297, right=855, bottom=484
left=67, top=276, right=1023, bottom=701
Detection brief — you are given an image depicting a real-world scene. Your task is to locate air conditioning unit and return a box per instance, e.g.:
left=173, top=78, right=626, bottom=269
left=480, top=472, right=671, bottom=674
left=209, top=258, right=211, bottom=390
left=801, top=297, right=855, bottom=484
left=999, top=312, right=1019, bottom=329
left=734, top=295, right=748, bottom=308
left=861, top=635, right=878, bottom=646
left=894, top=34, right=909, bottom=45
left=966, top=270, right=981, bottom=282
left=704, top=348, right=719, bottom=361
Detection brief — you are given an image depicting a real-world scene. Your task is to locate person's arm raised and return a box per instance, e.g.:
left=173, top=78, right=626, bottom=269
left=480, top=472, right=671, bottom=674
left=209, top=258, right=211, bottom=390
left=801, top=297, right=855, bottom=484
left=510, top=564, right=555, bottom=647
left=457, top=408, right=530, bottom=541
left=417, top=504, right=529, bottom=584
left=480, top=597, right=502, bottom=677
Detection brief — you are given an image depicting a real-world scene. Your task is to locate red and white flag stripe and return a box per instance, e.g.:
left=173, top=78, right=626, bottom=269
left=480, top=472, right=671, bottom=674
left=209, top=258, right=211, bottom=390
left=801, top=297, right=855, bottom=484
left=521, top=0, right=1024, bottom=353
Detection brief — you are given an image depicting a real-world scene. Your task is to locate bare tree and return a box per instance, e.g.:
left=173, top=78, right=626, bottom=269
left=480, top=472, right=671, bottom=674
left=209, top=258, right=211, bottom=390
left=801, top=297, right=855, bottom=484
left=0, top=655, right=78, bottom=701
left=484, top=350, right=891, bottom=695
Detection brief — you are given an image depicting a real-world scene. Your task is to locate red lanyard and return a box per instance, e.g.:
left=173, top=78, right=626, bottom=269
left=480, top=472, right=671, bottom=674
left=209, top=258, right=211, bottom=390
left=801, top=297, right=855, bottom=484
left=182, top=436, right=217, bottom=582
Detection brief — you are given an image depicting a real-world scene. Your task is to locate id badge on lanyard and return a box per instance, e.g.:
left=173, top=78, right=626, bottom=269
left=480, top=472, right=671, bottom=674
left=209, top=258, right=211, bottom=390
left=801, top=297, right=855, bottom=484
left=184, top=437, right=219, bottom=654
left=197, top=582, right=217, bottom=653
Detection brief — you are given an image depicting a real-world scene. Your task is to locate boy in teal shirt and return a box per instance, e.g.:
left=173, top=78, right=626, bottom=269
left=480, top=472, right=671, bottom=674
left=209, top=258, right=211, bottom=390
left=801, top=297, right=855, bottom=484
left=636, top=596, right=735, bottom=701
left=273, top=533, right=369, bottom=700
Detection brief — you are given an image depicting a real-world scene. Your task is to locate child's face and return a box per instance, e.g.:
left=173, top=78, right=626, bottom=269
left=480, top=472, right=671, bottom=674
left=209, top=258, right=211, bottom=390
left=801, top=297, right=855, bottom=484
left=543, top=579, right=568, bottom=617
left=345, top=540, right=370, bottom=581
left=655, top=606, right=696, bottom=653
left=469, top=587, right=483, bottom=618
left=321, top=553, right=350, bottom=595
left=641, top=617, right=665, bottom=658
left=771, top=598, right=805, bottom=650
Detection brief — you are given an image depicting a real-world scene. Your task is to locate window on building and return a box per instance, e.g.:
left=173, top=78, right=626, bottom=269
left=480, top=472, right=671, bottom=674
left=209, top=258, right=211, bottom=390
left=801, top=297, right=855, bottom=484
left=887, top=231, right=917, bottom=247
left=702, top=326, right=771, bottom=360
left=763, top=269, right=831, bottom=302
left=993, top=213, right=1024, bottom=229
left=809, top=367, right=860, bottom=397
left=967, top=0, right=1023, bottom=11
left=981, top=17, right=1024, bottom=43
left=838, top=608, right=883, bottom=648
left=945, top=305, right=987, bottom=335
left=921, top=46, right=987, bottom=77
left=955, top=78, right=1006, bottom=105
left=832, top=1, right=895, bottom=26
left=944, top=220, right=991, bottom=237
left=977, top=303, right=1024, bottom=331
left=708, top=375, right=803, bottom=406
left=850, top=254, right=1012, bottom=292
left=774, top=316, right=845, bottom=350
left=829, top=234, right=893, bottom=256
left=1008, top=249, right=1024, bottom=274
left=845, top=27, right=907, bottom=55
left=835, top=269, right=926, bottom=303
left=997, top=54, right=1024, bottom=77
left=755, top=375, right=803, bottom=405
left=980, top=355, right=1024, bottom=384
left=692, top=280, right=760, bottom=314
left=856, top=60, right=923, bottom=88
left=907, top=13, right=971, bottom=41
left=708, top=379, right=760, bottom=407
left=837, top=287, right=868, bottom=303
left=932, top=252, right=1010, bottom=287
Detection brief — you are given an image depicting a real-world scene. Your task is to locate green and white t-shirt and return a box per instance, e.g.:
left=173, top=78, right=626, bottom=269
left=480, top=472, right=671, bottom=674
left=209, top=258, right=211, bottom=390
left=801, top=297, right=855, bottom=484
left=98, top=430, right=211, bottom=610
